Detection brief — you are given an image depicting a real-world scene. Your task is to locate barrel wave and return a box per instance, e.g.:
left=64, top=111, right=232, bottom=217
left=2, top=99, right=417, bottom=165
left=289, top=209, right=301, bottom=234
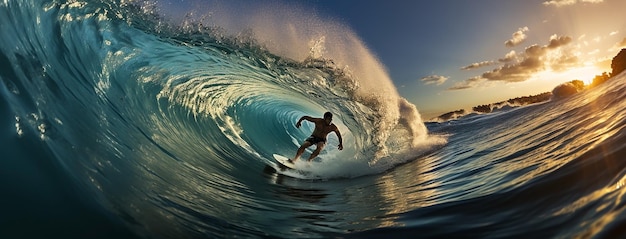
left=1, top=0, right=435, bottom=237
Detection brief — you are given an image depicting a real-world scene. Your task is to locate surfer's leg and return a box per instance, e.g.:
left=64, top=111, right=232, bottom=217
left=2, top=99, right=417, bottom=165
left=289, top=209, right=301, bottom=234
left=307, top=142, right=325, bottom=161
left=293, top=141, right=312, bottom=162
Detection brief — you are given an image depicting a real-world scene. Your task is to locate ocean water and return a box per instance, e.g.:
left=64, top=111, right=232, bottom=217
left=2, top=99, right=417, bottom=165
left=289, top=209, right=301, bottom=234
left=1, top=0, right=625, bottom=238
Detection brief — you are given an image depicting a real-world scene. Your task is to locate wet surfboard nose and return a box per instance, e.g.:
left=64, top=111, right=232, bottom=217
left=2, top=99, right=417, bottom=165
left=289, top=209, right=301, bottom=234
left=273, top=154, right=296, bottom=169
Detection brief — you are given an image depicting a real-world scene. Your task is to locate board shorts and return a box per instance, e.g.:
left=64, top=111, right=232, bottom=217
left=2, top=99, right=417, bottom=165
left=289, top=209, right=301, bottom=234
left=305, top=135, right=326, bottom=145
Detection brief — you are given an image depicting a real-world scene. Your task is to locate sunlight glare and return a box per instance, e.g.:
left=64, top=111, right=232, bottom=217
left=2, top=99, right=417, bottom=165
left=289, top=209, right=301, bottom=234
left=536, top=65, right=606, bottom=86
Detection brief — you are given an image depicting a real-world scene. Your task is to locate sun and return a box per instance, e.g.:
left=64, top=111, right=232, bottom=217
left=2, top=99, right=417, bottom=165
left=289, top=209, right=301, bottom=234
left=536, top=64, right=608, bottom=87
left=568, top=65, right=606, bottom=85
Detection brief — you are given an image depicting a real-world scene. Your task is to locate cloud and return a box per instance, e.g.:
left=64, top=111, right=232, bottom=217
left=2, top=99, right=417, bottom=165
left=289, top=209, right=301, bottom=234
left=543, top=0, right=603, bottom=7
left=447, top=76, right=484, bottom=90
left=480, top=55, right=544, bottom=82
left=461, top=61, right=497, bottom=70
left=420, top=75, right=449, bottom=85
left=547, top=34, right=572, bottom=48
left=499, top=50, right=518, bottom=62
left=543, top=0, right=576, bottom=6
left=549, top=50, right=579, bottom=71
left=449, top=34, right=577, bottom=90
left=505, top=27, right=529, bottom=47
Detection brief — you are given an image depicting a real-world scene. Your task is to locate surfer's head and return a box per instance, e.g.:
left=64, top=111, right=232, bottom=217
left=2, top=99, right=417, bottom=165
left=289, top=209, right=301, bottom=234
left=323, top=112, right=333, bottom=124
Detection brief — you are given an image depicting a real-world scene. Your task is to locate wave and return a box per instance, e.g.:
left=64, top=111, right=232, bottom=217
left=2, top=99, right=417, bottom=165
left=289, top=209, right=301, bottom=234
left=0, top=1, right=446, bottom=236
left=0, top=0, right=439, bottom=182
left=156, top=0, right=437, bottom=166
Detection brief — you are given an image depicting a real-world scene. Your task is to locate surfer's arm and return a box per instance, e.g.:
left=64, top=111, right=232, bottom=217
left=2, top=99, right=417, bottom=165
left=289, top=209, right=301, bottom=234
left=334, top=126, right=343, bottom=150
left=296, top=116, right=315, bottom=128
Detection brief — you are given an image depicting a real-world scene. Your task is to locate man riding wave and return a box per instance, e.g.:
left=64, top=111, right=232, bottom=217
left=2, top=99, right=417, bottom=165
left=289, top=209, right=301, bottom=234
left=290, top=112, right=343, bottom=163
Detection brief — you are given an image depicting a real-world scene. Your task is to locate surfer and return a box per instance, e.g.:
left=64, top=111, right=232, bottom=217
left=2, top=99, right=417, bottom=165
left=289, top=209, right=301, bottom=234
left=291, top=112, right=343, bottom=163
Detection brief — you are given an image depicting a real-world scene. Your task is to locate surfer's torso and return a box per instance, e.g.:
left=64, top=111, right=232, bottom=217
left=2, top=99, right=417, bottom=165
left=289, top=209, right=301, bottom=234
left=310, top=118, right=338, bottom=141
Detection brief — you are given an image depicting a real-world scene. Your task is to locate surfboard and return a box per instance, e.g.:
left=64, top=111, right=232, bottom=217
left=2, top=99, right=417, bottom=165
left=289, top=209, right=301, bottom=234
left=273, top=154, right=296, bottom=169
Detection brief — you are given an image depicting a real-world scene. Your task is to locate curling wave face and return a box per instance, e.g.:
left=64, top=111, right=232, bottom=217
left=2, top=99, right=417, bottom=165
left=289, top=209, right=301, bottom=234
left=0, top=0, right=439, bottom=237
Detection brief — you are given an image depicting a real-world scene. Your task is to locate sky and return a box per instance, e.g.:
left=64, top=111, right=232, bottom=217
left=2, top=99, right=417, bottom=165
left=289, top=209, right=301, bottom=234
left=157, top=0, right=626, bottom=119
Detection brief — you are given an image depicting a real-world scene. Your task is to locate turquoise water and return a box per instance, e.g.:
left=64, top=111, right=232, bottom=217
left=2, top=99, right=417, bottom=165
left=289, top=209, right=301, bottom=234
left=1, top=0, right=625, bottom=238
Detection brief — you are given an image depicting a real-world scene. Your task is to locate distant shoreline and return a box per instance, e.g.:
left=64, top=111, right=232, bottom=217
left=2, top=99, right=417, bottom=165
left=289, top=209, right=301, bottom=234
left=429, top=48, right=626, bottom=123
